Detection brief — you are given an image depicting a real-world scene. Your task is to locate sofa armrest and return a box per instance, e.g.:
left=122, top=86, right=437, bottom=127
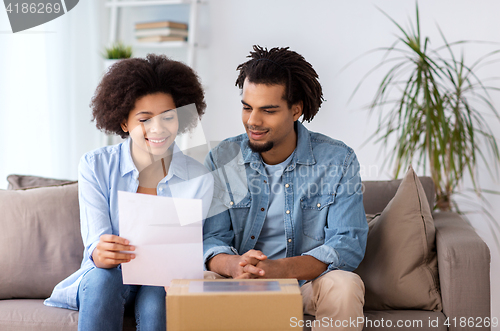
left=434, top=211, right=491, bottom=330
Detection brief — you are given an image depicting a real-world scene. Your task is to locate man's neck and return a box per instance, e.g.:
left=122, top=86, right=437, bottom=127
left=260, top=131, right=297, bottom=165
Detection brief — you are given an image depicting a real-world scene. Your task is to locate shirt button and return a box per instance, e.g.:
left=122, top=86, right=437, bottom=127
left=261, top=208, right=265, bottom=211
left=264, top=180, right=267, bottom=183
left=230, top=201, right=234, bottom=205
left=251, top=236, right=255, bottom=240
left=285, top=183, right=290, bottom=188
left=317, top=203, right=321, bottom=208
left=286, top=210, right=290, bottom=214
left=288, top=238, right=292, bottom=243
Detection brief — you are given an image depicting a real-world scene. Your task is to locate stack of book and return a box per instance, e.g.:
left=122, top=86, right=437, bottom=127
left=134, top=20, right=188, bottom=43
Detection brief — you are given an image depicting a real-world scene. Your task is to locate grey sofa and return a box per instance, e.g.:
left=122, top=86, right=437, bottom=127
left=0, top=176, right=490, bottom=331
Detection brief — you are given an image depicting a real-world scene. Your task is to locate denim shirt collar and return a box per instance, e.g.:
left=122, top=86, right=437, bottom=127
left=240, top=121, right=316, bottom=168
left=119, top=138, right=188, bottom=181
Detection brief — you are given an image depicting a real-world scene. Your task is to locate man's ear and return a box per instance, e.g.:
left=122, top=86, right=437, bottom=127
left=292, top=101, right=303, bottom=121
left=121, top=121, right=128, bottom=133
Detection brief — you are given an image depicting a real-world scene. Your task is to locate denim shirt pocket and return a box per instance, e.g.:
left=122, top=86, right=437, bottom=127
left=300, top=194, right=335, bottom=241
left=220, top=192, right=252, bottom=235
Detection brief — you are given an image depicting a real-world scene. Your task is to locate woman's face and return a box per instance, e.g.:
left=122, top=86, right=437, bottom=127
left=121, top=93, right=179, bottom=159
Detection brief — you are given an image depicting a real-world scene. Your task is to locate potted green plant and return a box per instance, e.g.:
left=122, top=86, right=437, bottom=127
left=102, top=41, right=133, bottom=71
left=351, top=4, right=500, bottom=244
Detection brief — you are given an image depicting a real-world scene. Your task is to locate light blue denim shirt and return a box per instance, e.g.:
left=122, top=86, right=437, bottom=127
left=44, top=138, right=214, bottom=310
left=203, top=121, right=368, bottom=284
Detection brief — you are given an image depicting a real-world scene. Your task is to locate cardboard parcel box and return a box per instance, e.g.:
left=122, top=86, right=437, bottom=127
left=167, top=278, right=303, bottom=331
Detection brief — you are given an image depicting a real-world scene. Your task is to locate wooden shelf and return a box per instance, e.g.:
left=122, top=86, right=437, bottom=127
left=106, top=0, right=201, bottom=67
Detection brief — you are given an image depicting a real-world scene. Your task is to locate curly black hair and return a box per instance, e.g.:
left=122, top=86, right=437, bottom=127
left=235, top=45, right=324, bottom=122
left=91, top=54, right=206, bottom=139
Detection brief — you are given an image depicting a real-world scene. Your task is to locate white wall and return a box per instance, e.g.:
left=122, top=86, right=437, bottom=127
left=0, top=0, right=106, bottom=187
left=200, top=0, right=500, bottom=325
left=1, top=0, right=499, bottom=324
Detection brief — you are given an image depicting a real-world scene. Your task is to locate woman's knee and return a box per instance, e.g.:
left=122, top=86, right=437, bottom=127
left=79, top=267, right=127, bottom=302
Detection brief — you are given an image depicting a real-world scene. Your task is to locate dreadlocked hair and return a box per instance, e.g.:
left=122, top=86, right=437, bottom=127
left=235, top=45, right=324, bottom=122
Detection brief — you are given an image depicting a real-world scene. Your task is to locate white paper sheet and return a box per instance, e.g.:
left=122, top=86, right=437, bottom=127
left=118, top=191, right=204, bottom=286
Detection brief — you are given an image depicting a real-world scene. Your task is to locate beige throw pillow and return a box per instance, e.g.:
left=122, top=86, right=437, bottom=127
left=7, top=174, right=77, bottom=190
left=355, top=166, right=442, bottom=311
left=0, top=183, right=82, bottom=299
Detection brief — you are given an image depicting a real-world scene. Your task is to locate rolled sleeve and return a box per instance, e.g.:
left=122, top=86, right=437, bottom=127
left=301, top=245, right=341, bottom=278
left=87, top=241, right=99, bottom=266
left=203, top=244, right=238, bottom=270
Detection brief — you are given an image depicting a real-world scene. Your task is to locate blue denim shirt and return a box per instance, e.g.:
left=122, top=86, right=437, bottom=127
left=44, top=139, right=214, bottom=310
left=203, top=121, right=368, bottom=283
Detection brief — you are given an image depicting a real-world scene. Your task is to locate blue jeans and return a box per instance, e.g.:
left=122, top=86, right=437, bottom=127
left=77, top=267, right=166, bottom=331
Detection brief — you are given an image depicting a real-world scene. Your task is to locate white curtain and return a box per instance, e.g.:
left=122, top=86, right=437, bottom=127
left=0, top=0, right=104, bottom=188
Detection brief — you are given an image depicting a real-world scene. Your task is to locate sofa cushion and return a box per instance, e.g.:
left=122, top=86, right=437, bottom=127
left=0, top=300, right=137, bottom=331
left=0, top=184, right=83, bottom=299
left=0, top=299, right=78, bottom=331
left=355, top=166, right=442, bottom=311
left=362, top=176, right=435, bottom=214
left=7, top=174, right=77, bottom=190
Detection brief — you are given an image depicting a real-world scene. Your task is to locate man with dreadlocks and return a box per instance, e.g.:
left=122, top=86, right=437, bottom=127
left=203, top=45, right=368, bottom=330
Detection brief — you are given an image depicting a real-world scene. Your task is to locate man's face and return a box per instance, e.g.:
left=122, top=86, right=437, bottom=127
left=241, top=79, right=302, bottom=162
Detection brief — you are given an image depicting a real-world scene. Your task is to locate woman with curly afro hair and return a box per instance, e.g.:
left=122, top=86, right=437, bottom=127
left=44, top=54, right=214, bottom=331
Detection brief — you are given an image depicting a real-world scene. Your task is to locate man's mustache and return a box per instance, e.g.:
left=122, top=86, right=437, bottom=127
left=245, top=125, right=270, bottom=132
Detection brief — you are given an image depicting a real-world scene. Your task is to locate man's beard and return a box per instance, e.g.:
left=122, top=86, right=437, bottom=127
left=248, top=140, right=274, bottom=153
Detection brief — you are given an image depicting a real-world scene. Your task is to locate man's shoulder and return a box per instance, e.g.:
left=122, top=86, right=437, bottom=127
left=307, top=130, right=356, bottom=165
left=207, top=133, right=248, bottom=164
